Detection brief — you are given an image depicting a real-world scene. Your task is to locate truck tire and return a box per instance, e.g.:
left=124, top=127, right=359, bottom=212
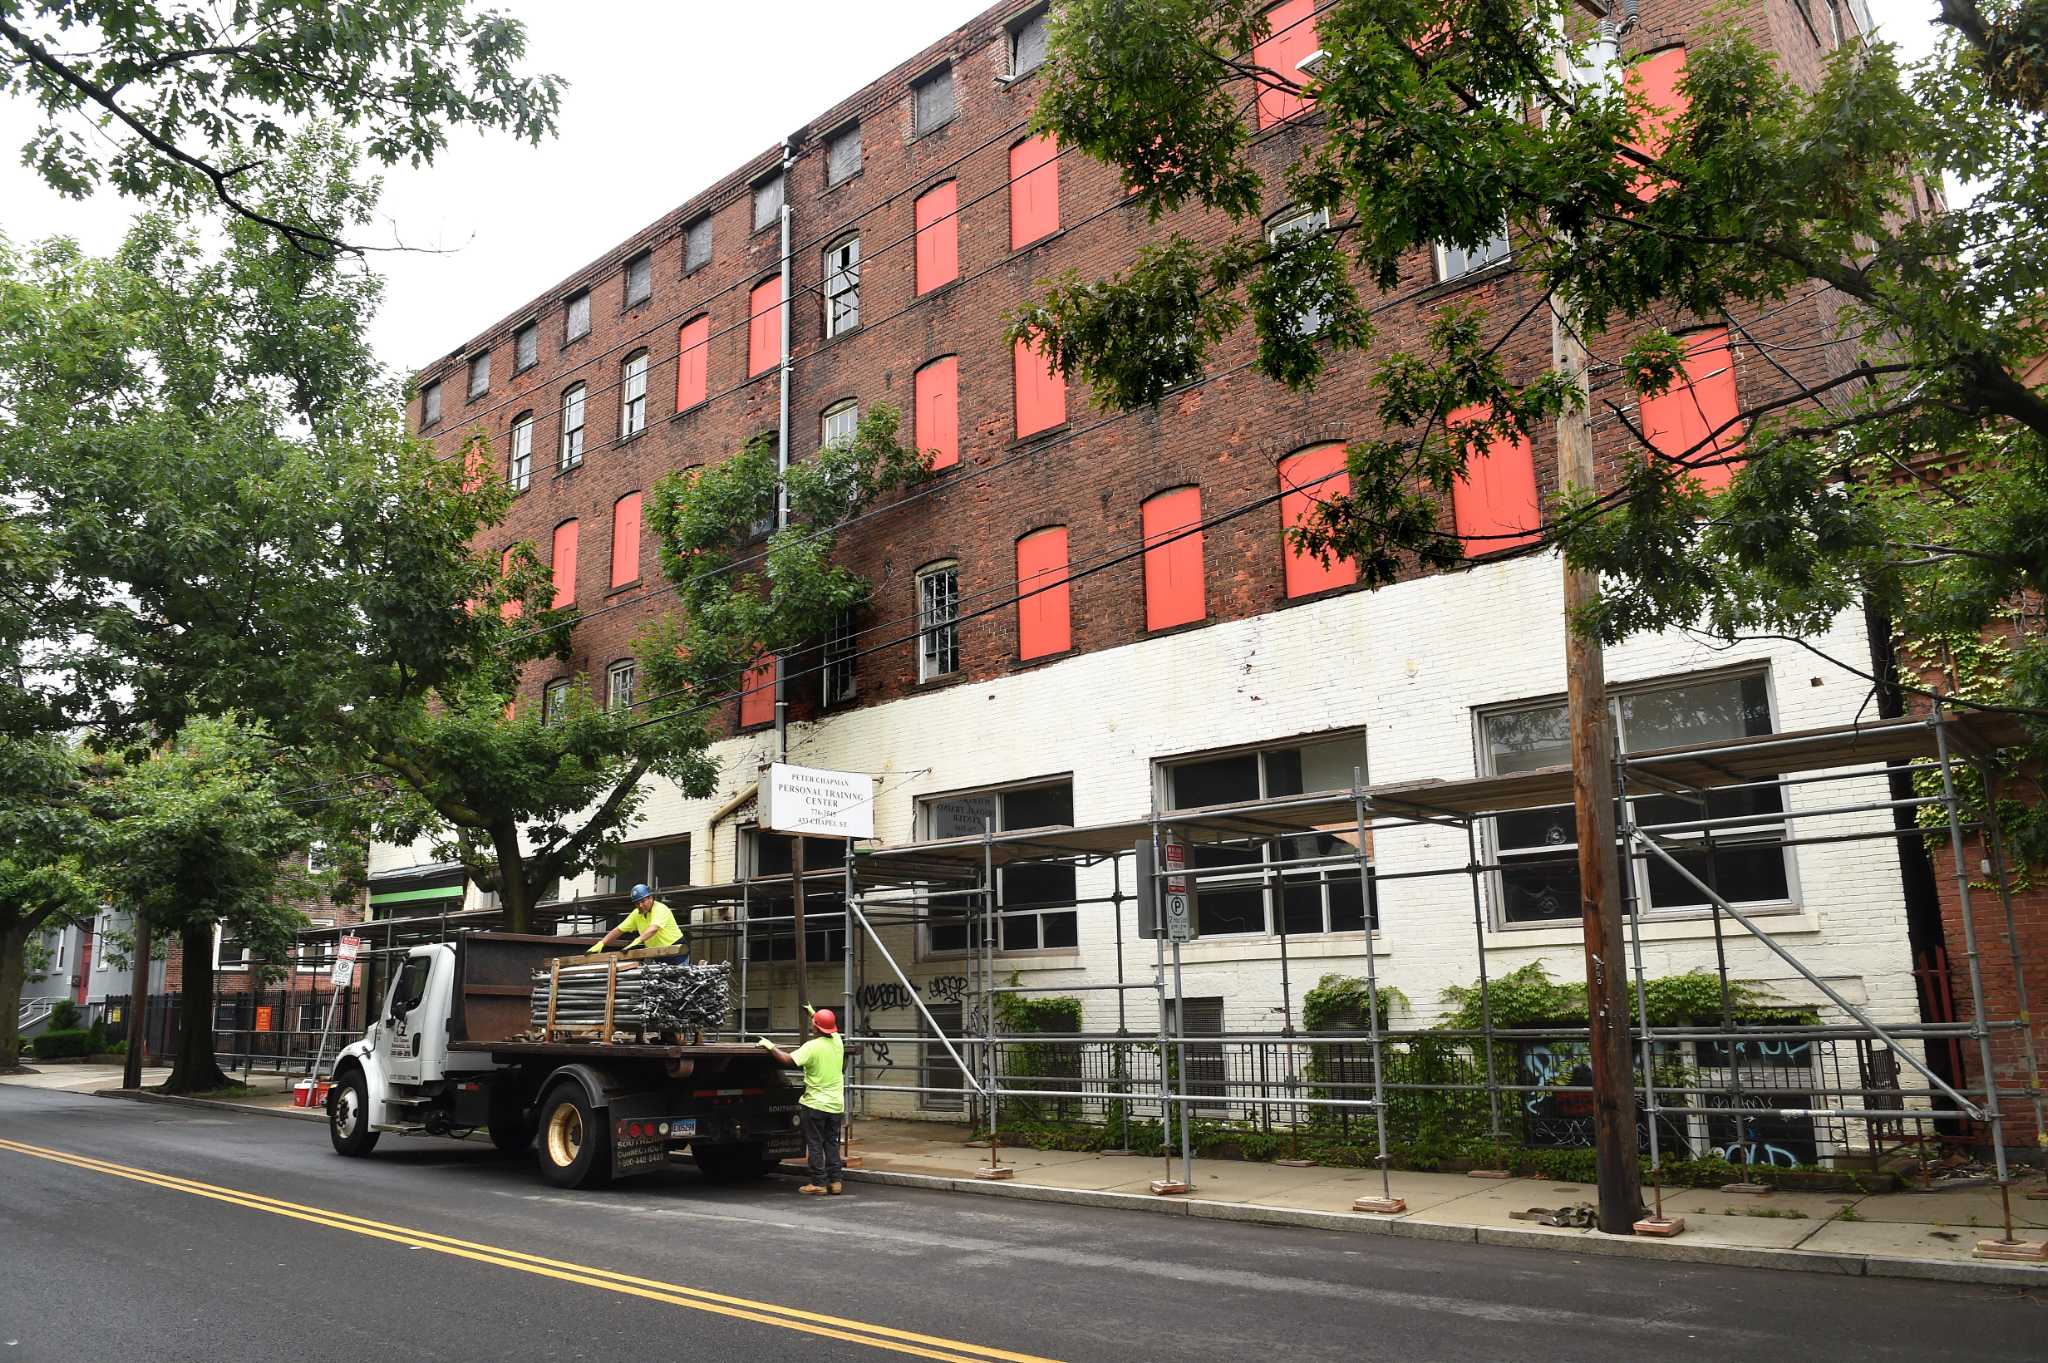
left=328, top=1068, right=379, bottom=1158
left=536, top=1084, right=610, bottom=1189
left=692, top=1142, right=772, bottom=1182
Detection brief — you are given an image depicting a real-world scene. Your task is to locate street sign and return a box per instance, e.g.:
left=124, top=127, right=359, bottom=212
left=758, top=762, right=876, bottom=839
left=1163, top=839, right=1194, bottom=943
left=331, top=934, right=362, bottom=987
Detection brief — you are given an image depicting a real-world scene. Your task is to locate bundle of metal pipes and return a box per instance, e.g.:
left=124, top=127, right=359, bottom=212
left=528, top=960, right=733, bottom=1036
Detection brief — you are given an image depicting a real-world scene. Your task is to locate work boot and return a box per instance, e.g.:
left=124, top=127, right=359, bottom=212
left=798, top=1183, right=828, bottom=1195
left=829, top=1181, right=844, bottom=1195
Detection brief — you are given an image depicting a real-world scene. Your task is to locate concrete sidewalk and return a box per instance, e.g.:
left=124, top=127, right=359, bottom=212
left=832, top=1119, right=2048, bottom=1286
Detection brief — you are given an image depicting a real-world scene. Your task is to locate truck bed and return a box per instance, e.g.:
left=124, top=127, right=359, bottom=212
left=451, top=1039, right=768, bottom=1061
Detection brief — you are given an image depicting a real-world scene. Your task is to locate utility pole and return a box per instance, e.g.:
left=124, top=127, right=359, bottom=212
left=1551, top=17, right=1642, bottom=1236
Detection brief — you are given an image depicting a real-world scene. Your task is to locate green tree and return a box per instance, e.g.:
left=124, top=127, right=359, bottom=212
left=0, top=737, right=100, bottom=1071
left=98, top=715, right=317, bottom=1093
left=364, top=409, right=930, bottom=932
left=0, top=0, right=562, bottom=253
left=1020, top=1, right=2048, bottom=843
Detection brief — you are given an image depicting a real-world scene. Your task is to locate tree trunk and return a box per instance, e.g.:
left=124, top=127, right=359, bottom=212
left=493, top=824, right=531, bottom=933
left=163, top=920, right=228, bottom=1093
left=0, top=924, right=28, bottom=1072
left=123, top=911, right=152, bottom=1089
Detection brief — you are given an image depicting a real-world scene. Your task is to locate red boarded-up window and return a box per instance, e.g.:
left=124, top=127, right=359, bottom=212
left=1447, top=406, right=1541, bottom=554
left=1254, top=0, right=1319, bottom=128
left=1013, top=336, right=1066, bottom=438
left=610, top=492, right=641, bottom=589
left=551, top=519, right=579, bottom=607
left=1625, top=47, right=1688, bottom=199
left=677, top=315, right=709, bottom=410
left=1142, top=487, right=1206, bottom=630
left=1016, top=527, right=1072, bottom=660
left=461, top=444, right=484, bottom=494
left=1278, top=444, right=1357, bottom=597
left=500, top=546, right=521, bottom=620
left=914, top=181, right=959, bottom=294
left=1640, top=327, right=1744, bottom=491
left=748, top=277, right=781, bottom=377
left=739, top=654, right=775, bottom=728
left=1010, top=135, right=1060, bottom=250
left=916, top=356, right=959, bottom=470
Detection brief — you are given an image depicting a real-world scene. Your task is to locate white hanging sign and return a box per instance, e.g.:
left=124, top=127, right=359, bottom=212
left=758, top=763, right=876, bottom=840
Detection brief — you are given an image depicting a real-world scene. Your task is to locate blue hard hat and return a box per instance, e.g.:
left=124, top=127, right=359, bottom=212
left=631, top=883, right=651, bottom=901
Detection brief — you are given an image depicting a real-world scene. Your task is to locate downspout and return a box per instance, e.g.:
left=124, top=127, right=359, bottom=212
left=775, top=135, right=796, bottom=762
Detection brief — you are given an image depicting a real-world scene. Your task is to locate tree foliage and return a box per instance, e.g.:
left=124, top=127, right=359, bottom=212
left=0, top=737, right=100, bottom=1071
left=0, top=0, right=562, bottom=252
left=97, top=715, right=319, bottom=1092
left=1024, top=0, right=2048, bottom=845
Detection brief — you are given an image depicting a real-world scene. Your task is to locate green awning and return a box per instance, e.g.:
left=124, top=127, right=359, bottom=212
left=368, top=885, right=466, bottom=907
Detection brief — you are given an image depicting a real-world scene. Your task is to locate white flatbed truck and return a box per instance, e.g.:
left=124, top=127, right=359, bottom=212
left=326, top=932, right=803, bottom=1187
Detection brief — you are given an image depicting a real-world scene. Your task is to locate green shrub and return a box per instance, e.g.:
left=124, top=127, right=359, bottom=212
left=31, top=1029, right=94, bottom=1059
left=108, top=1039, right=128, bottom=1056
left=87, top=1016, right=107, bottom=1051
left=48, top=999, right=81, bottom=1031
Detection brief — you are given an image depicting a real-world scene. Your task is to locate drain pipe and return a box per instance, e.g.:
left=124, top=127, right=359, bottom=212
left=774, top=135, right=795, bottom=761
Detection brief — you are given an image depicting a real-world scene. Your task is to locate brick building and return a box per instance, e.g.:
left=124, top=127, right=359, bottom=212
left=375, top=0, right=2029, bottom=1158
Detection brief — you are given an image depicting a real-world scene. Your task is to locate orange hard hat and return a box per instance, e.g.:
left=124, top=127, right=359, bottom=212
left=811, top=1008, right=838, bottom=1034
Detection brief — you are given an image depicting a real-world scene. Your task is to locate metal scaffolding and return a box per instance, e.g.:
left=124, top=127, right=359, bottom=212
left=298, top=705, right=2043, bottom=1239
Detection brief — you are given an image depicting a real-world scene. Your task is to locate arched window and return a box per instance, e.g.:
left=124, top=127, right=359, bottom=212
left=559, top=383, right=586, bottom=470
left=1446, top=406, right=1540, bottom=554
left=620, top=350, right=649, bottom=437
left=508, top=411, right=534, bottom=491
left=1141, top=488, right=1205, bottom=630
left=551, top=519, right=579, bottom=607
left=914, top=181, right=959, bottom=293
left=1012, top=336, right=1065, bottom=438
left=610, top=492, right=642, bottom=589
left=1016, top=527, right=1071, bottom=659
left=915, top=356, right=959, bottom=469
left=1278, top=444, right=1357, bottom=597
left=676, top=314, right=710, bottom=410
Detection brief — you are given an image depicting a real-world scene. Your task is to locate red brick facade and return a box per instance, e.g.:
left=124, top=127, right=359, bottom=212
left=410, top=0, right=1865, bottom=737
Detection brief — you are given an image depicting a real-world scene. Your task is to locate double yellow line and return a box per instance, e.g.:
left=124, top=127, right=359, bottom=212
left=0, top=1137, right=1060, bottom=1363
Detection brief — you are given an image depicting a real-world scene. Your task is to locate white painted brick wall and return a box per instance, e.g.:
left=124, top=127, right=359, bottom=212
left=372, top=554, right=1926, bottom=1120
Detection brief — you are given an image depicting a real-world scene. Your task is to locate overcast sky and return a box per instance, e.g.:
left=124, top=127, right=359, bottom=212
left=0, top=0, right=1950, bottom=376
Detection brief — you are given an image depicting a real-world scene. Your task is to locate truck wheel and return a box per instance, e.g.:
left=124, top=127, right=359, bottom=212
left=692, top=1142, right=771, bottom=1182
left=536, top=1085, right=609, bottom=1189
left=328, top=1069, right=379, bottom=1158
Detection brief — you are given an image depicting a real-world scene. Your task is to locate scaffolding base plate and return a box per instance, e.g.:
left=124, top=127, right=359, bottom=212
left=1150, top=1180, right=1192, bottom=1196
left=1467, top=1169, right=1512, bottom=1180
left=1352, top=1197, right=1407, bottom=1214
left=1634, top=1216, right=1686, bottom=1238
left=1974, top=1238, right=2048, bottom=1262
left=1719, top=1182, right=1771, bottom=1194
left=974, top=1165, right=1015, bottom=1181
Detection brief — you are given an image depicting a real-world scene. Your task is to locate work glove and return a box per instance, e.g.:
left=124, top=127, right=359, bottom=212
left=757, top=1037, right=778, bottom=1052
left=586, top=941, right=608, bottom=954
left=803, top=1002, right=817, bottom=1018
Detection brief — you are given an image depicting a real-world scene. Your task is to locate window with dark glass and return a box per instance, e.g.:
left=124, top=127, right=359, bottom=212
left=922, top=779, right=1077, bottom=953
left=1160, top=733, right=1374, bottom=936
left=1482, top=672, right=1789, bottom=926
left=542, top=677, right=572, bottom=725
left=601, top=837, right=690, bottom=895
left=823, top=607, right=857, bottom=705
left=917, top=562, right=960, bottom=681
left=739, top=827, right=848, bottom=963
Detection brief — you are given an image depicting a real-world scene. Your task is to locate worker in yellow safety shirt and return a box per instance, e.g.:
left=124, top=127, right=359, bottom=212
left=587, top=884, right=685, bottom=954
left=759, top=1005, right=844, bottom=1195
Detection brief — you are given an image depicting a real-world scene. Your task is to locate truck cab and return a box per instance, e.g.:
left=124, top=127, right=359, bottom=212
left=328, top=934, right=804, bottom=1188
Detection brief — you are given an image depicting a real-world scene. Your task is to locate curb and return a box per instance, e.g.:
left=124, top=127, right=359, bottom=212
left=834, top=1165, right=2048, bottom=1288
left=94, top=1088, right=325, bottom=1125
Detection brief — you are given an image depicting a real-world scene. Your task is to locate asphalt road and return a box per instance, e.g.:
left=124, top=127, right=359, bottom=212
left=0, top=1085, right=2039, bottom=1363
